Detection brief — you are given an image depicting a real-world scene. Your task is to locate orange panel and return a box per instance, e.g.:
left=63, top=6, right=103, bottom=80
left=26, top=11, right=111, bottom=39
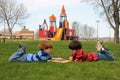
left=64, top=20, right=69, bottom=29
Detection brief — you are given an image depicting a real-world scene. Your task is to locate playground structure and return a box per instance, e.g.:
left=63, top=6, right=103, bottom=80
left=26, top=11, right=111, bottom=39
left=39, top=5, right=78, bottom=40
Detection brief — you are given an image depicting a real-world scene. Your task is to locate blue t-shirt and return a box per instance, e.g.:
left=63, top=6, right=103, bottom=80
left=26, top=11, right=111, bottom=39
left=26, top=50, right=52, bottom=62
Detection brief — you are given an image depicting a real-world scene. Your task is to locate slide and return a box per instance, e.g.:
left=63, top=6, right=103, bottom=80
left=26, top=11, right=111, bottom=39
left=51, top=28, right=63, bottom=40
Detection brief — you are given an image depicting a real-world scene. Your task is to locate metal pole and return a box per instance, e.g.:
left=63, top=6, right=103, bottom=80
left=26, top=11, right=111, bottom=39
left=3, top=19, right=6, bottom=43
left=96, top=20, right=100, bottom=40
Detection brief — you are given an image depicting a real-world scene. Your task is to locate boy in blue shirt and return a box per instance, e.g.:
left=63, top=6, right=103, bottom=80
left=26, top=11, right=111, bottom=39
left=9, top=40, right=53, bottom=62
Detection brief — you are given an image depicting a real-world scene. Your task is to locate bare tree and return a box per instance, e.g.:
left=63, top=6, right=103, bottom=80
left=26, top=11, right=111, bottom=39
left=0, top=0, right=28, bottom=39
left=81, top=0, right=120, bottom=43
left=79, top=24, right=96, bottom=40
left=73, top=22, right=96, bottom=40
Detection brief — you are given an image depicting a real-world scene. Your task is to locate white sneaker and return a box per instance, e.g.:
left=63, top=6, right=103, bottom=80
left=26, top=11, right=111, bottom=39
left=96, top=40, right=104, bottom=52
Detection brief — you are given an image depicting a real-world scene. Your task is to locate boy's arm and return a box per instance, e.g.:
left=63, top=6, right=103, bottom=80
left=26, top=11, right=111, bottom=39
left=74, top=58, right=83, bottom=62
left=69, top=54, right=83, bottom=62
left=74, top=53, right=83, bottom=62
left=40, top=55, right=52, bottom=61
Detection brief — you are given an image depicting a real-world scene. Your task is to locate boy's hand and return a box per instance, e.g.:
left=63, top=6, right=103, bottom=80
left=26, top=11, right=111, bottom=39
left=69, top=57, right=73, bottom=61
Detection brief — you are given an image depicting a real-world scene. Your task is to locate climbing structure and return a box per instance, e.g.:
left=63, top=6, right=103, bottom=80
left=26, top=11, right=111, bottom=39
left=39, top=5, right=77, bottom=40
left=59, top=5, right=69, bottom=40
left=49, top=14, right=57, bottom=37
left=39, top=19, right=49, bottom=38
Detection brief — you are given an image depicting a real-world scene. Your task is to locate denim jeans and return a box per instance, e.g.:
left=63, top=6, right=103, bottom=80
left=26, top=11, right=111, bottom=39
left=96, top=49, right=115, bottom=60
left=9, top=48, right=27, bottom=62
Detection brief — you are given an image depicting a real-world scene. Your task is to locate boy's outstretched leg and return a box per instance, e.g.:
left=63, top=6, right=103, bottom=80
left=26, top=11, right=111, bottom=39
left=96, top=40, right=115, bottom=60
left=101, top=48, right=115, bottom=60
left=9, top=43, right=26, bottom=62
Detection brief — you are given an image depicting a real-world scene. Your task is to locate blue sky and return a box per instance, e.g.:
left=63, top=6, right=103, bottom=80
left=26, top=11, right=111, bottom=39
left=0, top=0, right=114, bottom=38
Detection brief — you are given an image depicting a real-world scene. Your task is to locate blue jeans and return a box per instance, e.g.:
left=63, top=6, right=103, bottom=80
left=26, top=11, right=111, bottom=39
left=9, top=48, right=27, bottom=62
left=96, top=49, right=115, bottom=60
left=50, top=32, right=55, bottom=37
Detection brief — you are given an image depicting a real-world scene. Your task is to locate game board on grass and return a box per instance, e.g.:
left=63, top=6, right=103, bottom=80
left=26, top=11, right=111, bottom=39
left=48, top=58, right=71, bottom=63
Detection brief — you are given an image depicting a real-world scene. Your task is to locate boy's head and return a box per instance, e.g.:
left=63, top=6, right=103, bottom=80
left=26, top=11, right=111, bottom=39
left=39, top=40, right=53, bottom=54
left=69, top=40, right=82, bottom=54
left=69, top=40, right=82, bottom=50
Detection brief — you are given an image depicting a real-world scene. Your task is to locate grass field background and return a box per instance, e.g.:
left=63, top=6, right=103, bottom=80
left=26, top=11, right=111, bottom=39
left=0, top=39, right=120, bottom=80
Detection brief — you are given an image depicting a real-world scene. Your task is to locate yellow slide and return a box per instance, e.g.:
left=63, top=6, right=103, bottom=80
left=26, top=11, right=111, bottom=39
left=51, top=28, right=63, bottom=40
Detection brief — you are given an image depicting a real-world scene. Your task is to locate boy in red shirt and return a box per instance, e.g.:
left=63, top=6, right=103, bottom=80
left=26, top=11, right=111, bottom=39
left=69, top=40, right=115, bottom=62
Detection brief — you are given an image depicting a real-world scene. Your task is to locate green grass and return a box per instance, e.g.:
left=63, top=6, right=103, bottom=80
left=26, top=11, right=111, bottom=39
left=0, top=39, right=120, bottom=80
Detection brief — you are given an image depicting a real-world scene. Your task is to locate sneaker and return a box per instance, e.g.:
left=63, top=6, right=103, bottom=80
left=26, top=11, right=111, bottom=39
left=96, top=40, right=104, bottom=52
left=19, top=43, right=26, bottom=53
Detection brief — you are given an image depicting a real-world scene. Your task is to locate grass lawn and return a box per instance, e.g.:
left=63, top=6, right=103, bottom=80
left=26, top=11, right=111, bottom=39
left=0, top=39, right=120, bottom=80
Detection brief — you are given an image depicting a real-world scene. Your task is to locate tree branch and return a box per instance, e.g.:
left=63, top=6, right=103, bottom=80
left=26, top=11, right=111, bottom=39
left=100, top=0, right=115, bottom=30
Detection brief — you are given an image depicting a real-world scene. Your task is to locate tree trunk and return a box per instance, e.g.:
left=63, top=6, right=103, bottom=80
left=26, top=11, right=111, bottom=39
left=8, top=28, right=13, bottom=39
left=10, top=30, right=13, bottom=39
left=114, top=27, right=119, bottom=43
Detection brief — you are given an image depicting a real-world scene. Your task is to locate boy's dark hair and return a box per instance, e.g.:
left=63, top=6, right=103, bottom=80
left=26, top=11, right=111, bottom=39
left=69, top=40, right=82, bottom=50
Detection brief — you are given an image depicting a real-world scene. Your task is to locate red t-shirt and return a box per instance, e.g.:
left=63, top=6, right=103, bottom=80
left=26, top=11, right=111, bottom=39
left=70, top=49, right=98, bottom=62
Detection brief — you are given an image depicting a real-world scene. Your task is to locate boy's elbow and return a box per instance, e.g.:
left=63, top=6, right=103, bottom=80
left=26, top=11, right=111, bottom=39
left=40, top=57, right=47, bottom=61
